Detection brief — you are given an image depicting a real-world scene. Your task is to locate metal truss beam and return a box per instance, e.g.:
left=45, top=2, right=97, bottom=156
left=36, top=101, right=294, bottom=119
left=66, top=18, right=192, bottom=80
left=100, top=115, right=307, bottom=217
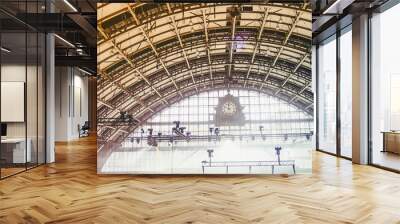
left=227, top=15, right=237, bottom=87
left=244, top=8, right=269, bottom=88
left=98, top=25, right=167, bottom=105
left=98, top=69, right=154, bottom=113
left=100, top=53, right=312, bottom=115
left=98, top=25, right=165, bottom=141
left=202, top=9, right=214, bottom=87
left=101, top=28, right=310, bottom=81
left=105, top=50, right=311, bottom=100
left=128, top=4, right=183, bottom=98
left=99, top=69, right=313, bottom=121
left=263, top=4, right=306, bottom=87
left=274, top=51, right=309, bottom=96
left=98, top=99, right=119, bottom=111
left=305, top=102, right=313, bottom=110
left=129, top=79, right=313, bottom=126
left=289, top=81, right=311, bottom=103
left=167, top=3, right=198, bottom=92
left=97, top=3, right=311, bottom=49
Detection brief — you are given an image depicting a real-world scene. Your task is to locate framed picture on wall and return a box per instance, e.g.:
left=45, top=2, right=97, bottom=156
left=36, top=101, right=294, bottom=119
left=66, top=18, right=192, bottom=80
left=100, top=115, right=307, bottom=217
left=1, top=81, right=25, bottom=122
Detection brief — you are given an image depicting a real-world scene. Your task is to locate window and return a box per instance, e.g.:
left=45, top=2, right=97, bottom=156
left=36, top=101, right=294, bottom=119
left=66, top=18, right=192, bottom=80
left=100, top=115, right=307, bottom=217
left=370, top=4, right=400, bottom=171
left=317, top=35, right=337, bottom=154
left=340, top=27, right=352, bottom=158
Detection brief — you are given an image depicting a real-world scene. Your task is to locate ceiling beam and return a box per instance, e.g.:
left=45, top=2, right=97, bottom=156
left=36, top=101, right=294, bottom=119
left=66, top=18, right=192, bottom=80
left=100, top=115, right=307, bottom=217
left=100, top=55, right=312, bottom=111
left=305, top=102, right=313, bottom=110
left=98, top=69, right=154, bottom=113
left=127, top=78, right=313, bottom=122
left=227, top=15, right=237, bottom=87
left=98, top=99, right=118, bottom=111
left=274, top=51, right=309, bottom=96
left=244, top=8, right=269, bottom=88
left=98, top=25, right=167, bottom=105
left=99, top=67, right=313, bottom=118
left=167, top=3, right=198, bottom=93
left=97, top=24, right=167, bottom=141
left=103, top=49, right=311, bottom=100
left=99, top=125, right=129, bottom=135
left=97, top=3, right=311, bottom=47
left=263, top=4, right=306, bottom=87
left=99, top=29, right=310, bottom=80
left=202, top=10, right=214, bottom=88
left=128, top=4, right=183, bottom=99
left=289, top=81, right=311, bottom=103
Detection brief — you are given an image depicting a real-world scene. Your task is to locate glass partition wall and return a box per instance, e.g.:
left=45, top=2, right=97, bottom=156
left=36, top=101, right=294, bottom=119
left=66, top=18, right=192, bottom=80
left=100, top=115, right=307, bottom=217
left=316, top=26, right=352, bottom=159
left=370, top=3, right=400, bottom=171
left=0, top=1, right=46, bottom=179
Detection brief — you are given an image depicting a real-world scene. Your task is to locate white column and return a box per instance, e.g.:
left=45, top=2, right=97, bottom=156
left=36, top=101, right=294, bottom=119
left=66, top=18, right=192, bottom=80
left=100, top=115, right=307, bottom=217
left=352, top=14, right=369, bottom=164
left=45, top=1, right=56, bottom=163
left=54, top=67, right=72, bottom=141
left=312, top=45, right=317, bottom=149
left=46, top=32, right=55, bottom=163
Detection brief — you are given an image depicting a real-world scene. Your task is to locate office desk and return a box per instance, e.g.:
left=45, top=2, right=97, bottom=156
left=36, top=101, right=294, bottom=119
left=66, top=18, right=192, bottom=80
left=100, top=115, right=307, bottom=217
left=382, top=131, right=400, bottom=154
left=1, top=138, right=31, bottom=163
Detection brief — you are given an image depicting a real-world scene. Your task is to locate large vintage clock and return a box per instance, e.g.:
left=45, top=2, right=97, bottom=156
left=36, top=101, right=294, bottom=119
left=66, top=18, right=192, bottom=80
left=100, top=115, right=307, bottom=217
left=215, top=94, right=245, bottom=126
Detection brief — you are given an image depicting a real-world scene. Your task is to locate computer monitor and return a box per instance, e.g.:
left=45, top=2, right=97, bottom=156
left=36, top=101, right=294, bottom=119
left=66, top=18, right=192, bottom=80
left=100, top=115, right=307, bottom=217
left=1, top=123, right=7, bottom=137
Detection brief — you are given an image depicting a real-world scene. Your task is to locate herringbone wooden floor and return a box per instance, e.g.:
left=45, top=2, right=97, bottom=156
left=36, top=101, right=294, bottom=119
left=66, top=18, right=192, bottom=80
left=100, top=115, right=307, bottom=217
left=1, top=136, right=400, bottom=224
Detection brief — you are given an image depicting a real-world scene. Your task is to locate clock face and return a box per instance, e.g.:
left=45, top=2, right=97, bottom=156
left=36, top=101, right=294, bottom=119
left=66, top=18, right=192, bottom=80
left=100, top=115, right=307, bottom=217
left=222, top=101, right=237, bottom=115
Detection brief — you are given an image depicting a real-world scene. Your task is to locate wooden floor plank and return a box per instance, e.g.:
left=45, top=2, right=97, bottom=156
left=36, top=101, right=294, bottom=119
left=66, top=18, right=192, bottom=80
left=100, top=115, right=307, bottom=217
left=0, top=136, right=400, bottom=224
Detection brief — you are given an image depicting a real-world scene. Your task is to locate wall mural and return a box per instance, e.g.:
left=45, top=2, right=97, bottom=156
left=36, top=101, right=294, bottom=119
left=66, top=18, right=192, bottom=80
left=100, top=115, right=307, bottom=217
left=97, top=3, right=313, bottom=175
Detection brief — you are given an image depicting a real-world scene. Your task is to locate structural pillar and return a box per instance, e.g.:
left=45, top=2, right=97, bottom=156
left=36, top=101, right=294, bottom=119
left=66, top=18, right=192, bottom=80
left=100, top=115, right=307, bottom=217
left=46, top=1, right=55, bottom=163
left=46, top=33, right=55, bottom=163
left=312, top=45, right=317, bottom=149
left=88, top=76, right=97, bottom=134
left=352, top=14, right=369, bottom=164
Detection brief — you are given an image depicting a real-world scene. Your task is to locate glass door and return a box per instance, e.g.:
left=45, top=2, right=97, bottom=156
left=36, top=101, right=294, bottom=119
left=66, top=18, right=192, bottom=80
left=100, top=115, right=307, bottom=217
left=370, top=3, right=400, bottom=171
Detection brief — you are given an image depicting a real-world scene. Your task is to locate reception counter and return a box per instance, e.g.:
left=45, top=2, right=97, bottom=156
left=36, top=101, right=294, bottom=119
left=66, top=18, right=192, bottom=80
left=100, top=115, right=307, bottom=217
left=382, top=131, right=400, bottom=154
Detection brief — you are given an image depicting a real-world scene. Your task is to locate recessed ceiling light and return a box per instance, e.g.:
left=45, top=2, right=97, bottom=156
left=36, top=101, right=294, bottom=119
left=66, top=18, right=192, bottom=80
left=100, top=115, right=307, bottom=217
left=322, top=0, right=353, bottom=15
left=78, top=67, right=93, bottom=76
left=63, top=0, right=78, bottom=12
left=54, top=34, right=75, bottom=48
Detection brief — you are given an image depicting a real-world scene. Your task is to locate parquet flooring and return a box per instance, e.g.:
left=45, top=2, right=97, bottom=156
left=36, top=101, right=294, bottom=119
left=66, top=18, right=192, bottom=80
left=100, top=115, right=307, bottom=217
left=0, top=167, right=26, bottom=178
left=1, top=136, right=400, bottom=223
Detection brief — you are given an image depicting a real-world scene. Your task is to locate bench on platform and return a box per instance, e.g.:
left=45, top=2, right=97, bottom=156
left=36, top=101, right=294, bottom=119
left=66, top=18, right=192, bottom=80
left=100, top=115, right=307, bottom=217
left=201, top=160, right=296, bottom=174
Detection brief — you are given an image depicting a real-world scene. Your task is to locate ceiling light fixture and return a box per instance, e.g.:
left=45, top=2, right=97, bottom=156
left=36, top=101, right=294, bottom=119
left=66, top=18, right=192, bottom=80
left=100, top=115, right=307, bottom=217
left=63, top=0, right=78, bottom=12
left=78, top=67, right=93, bottom=76
left=322, top=0, right=341, bottom=14
left=54, top=34, right=75, bottom=48
left=322, top=0, right=354, bottom=15
left=1, top=47, right=11, bottom=53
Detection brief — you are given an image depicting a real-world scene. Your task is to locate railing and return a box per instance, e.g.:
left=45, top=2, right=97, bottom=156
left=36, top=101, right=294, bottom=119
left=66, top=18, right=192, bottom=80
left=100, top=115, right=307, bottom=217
left=201, top=160, right=296, bottom=174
